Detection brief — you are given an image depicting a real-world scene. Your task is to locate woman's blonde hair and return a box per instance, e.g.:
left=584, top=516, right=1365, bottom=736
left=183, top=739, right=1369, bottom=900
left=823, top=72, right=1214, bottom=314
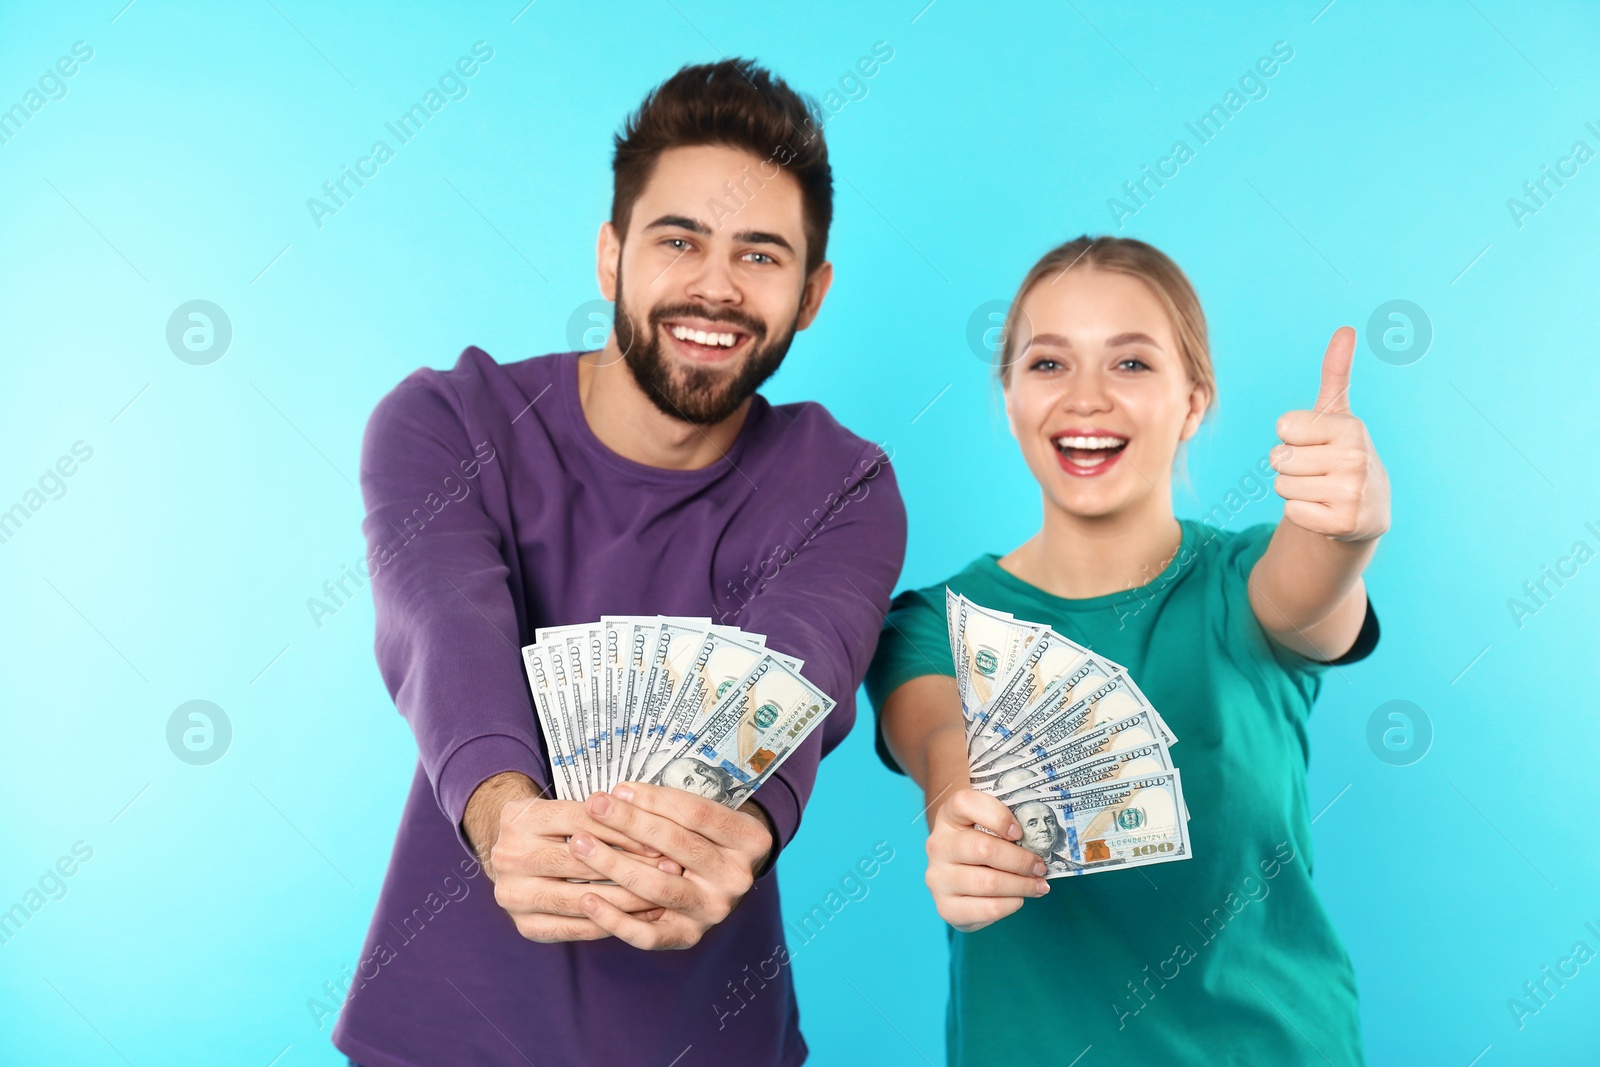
left=996, top=236, right=1215, bottom=418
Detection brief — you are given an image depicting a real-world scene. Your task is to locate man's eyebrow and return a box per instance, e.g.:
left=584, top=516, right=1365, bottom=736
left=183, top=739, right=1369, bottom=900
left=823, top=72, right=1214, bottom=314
left=731, top=229, right=795, bottom=255
left=643, top=214, right=711, bottom=236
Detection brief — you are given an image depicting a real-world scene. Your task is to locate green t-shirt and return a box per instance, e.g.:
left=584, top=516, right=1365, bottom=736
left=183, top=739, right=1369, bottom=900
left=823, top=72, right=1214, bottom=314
left=865, top=519, right=1379, bottom=1067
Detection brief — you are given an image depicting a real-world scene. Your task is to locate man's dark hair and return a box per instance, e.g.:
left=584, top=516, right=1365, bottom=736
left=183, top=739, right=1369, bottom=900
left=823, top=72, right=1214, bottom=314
left=612, top=58, right=832, bottom=275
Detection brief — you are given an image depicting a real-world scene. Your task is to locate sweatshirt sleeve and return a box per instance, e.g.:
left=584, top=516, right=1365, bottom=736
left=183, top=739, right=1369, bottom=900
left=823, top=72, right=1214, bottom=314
left=731, top=443, right=908, bottom=858
left=360, top=373, right=548, bottom=858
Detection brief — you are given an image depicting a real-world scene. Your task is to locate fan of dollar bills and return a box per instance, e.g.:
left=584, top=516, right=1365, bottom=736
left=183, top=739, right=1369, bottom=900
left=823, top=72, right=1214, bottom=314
left=521, top=617, right=834, bottom=810
left=947, top=590, right=1193, bottom=878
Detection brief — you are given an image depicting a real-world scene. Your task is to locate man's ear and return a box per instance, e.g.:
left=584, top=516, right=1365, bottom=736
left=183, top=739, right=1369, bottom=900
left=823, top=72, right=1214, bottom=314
left=793, top=260, right=834, bottom=332
left=597, top=221, right=621, bottom=301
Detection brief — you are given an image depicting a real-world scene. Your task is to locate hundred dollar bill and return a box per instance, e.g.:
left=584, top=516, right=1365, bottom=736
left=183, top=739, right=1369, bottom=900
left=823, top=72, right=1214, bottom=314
left=1006, top=770, right=1191, bottom=878
left=534, top=622, right=592, bottom=647
left=653, top=615, right=749, bottom=641
left=966, top=643, right=1120, bottom=763
left=965, top=628, right=1102, bottom=753
left=596, top=616, right=798, bottom=784
left=972, top=671, right=1171, bottom=776
left=578, top=628, right=609, bottom=790
left=601, top=620, right=632, bottom=791
left=977, top=707, right=1172, bottom=798
left=627, top=620, right=711, bottom=782
left=615, top=619, right=656, bottom=784
left=659, top=630, right=804, bottom=755
left=960, top=668, right=1177, bottom=777
left=647, top=655, right=834, bottom=808
left=524, top=644, right=580, bottom=800
left=998, top=740, right=1182, bottom=821
left=556, top=636, right=597, bottom=791
left=533, top=625, right=592, bottom=770
left=947, top=590, right=1046, bottom=725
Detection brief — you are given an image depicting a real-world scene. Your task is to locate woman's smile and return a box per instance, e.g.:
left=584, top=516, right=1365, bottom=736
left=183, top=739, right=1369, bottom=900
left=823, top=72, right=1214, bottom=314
left=1050, top=427, right=1131, bottom=477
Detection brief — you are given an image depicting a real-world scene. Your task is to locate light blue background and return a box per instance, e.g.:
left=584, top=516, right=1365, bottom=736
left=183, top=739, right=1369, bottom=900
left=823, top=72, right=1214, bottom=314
left=2, top=1, right=1597, bottom=1064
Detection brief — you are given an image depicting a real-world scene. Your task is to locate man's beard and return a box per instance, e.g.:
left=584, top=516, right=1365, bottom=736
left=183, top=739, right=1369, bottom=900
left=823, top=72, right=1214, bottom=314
left=613, top=272, right=799, bottom=426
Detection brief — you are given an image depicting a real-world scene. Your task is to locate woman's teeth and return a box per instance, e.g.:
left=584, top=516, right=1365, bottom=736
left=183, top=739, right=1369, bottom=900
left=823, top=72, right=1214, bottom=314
left=1054, top=435, right=1127, bottom=450
left=1051, top=435, right=1128, bottom=468
left=669, top=324, right=738, bottom=348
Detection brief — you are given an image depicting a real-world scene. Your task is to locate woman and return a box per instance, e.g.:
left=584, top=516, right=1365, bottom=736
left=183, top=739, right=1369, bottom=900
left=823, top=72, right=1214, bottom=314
left=866, top=236, right=1386, bottom=1065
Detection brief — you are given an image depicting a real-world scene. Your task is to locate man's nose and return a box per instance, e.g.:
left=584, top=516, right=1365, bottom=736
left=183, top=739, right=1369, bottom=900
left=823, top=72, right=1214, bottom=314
left=684, top=252, right=740, bottom=305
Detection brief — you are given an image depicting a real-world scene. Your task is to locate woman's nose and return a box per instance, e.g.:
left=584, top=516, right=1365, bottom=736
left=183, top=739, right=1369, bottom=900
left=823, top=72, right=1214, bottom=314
left=1056, top=377, right=1110, bottom=415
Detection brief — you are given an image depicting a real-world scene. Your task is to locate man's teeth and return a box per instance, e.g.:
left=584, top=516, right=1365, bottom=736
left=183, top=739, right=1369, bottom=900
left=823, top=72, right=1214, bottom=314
left=670, top=325, right=738, bottom=348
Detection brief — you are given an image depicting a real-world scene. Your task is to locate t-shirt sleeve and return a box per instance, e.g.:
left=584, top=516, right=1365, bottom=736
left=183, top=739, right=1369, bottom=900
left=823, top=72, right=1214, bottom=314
left=361, top=373, right=549, bottom=860
left=863, top=586, right=957, bottom=775
left=1213, top=523, right=1381, bottom=689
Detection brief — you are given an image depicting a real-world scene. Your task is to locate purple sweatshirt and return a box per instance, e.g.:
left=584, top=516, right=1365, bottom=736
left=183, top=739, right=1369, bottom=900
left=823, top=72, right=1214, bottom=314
left=332, top=347, right=906, bottom=1067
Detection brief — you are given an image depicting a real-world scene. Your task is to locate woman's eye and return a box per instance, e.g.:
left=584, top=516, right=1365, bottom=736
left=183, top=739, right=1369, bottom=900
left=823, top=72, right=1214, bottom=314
left=1117, top=358, right=1150, bottom=371
left=1029, top=358, right=1062, bottom=372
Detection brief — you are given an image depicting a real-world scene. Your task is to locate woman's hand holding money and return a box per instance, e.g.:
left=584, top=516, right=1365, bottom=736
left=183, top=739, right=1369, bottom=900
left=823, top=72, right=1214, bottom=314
left=925, top=787, right=1051, bottom=934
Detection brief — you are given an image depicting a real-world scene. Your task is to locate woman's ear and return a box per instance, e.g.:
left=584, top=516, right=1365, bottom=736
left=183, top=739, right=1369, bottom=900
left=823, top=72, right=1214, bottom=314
left=1177, top=380, right=1210, bottom=442
left=1000, top=371, right=1021, bottom=441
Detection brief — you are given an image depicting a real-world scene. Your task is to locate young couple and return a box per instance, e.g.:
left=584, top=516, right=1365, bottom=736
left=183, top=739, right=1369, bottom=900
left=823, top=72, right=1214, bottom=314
left=336, top=56, right=1386, bottom=1067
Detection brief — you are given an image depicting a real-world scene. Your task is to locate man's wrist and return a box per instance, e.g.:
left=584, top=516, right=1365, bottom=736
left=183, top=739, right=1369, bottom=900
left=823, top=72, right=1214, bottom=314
left=463, top=771, right=540, bottom=872
left=739, top=797, right=778, bottom=878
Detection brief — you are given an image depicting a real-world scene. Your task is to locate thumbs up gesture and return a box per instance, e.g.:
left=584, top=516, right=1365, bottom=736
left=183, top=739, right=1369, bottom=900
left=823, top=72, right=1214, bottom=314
left=1269, top=327, right=1390, bottom=542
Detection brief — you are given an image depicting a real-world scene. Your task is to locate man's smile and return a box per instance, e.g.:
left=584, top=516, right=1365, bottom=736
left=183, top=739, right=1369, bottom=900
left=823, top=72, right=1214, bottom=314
left=659, top=316, right=757, bottom=364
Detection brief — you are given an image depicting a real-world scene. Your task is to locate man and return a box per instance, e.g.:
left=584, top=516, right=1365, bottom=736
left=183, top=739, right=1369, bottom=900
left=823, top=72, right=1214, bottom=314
left=332, top=59, right=906, bottom=1066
